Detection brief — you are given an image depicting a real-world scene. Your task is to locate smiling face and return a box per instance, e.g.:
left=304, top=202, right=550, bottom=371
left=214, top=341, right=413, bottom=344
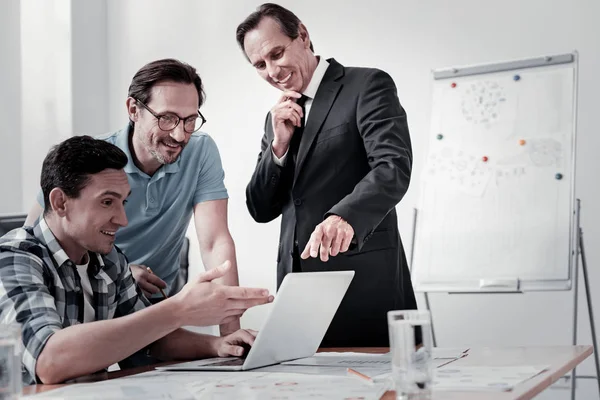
left=244, top=17, right=316, bottom=93
left=57, top=169, right=131, bottom=258
left=130, top=81, right=199, bottom=170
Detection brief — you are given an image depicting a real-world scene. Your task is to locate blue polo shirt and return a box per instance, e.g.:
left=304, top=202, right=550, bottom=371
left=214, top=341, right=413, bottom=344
left=38, top=125, right=228, bottom=293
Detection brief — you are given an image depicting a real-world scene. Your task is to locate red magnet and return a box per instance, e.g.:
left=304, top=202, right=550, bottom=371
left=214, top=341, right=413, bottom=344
left=518, top=139, right=526, bottom=146
left=482, top=156, right=489, bottom=162
left=451, top=82, right=457, bottom=88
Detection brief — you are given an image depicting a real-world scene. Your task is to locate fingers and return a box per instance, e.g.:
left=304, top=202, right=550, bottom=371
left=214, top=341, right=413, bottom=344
left=331, top=225, right=354, bottom=256
left=227, top=296, right=275, bottom=311
left=137, top=280, right=160, bottom=295
left=197, top=260, right=231, bottom=283
left=278, top=100, right=304, bottom=115
left=272, top=102, right=303, bottom=127
left=329, top=233, right=342, bottom=257
left=145, top=272, right=167, bottom=289
left=339, top=230, right=354, bottom=253
left=277, top=90, right=302, bottom=103
left=229, top=329, right=257, bottom=346
left=219, top=329, right=257, bottom=357
left=246, top=329, right=258, bottom=337
left=301, top=219, right=355, bottom=260
left=220, top=344, right=246, bottom=357
left=222, top=285, right=272, bottom=300
left=301, top=225, right=323, bottom=260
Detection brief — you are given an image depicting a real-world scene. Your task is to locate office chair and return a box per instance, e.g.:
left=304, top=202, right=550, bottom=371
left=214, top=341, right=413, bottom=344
left=170, top=237, right=190, bottom=295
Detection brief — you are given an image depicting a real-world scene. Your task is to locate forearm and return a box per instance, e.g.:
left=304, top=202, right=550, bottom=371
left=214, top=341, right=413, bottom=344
left=150, top=328, right=218, bottom=360
left=201, top=238, right=239, bottom=287
left=200, top=238, right=241, bottom=334
left=36, top=300, right=181, bottom=384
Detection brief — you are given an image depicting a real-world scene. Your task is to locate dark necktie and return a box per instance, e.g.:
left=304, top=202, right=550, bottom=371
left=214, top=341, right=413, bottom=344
left=289, top=95, right=309, bottom=168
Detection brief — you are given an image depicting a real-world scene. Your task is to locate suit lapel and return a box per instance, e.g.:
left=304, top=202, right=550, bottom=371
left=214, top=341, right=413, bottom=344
left=293, top=59, right=344, bottom=185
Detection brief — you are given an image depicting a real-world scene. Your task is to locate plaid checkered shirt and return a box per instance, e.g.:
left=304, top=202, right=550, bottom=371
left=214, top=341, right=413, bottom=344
left=0, top=217, right=150, bottom=384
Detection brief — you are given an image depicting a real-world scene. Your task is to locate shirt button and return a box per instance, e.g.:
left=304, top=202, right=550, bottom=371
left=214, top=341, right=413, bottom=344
left=149, top=198, right=155, bottom=203
left=294, top=199, right=302, bottom=206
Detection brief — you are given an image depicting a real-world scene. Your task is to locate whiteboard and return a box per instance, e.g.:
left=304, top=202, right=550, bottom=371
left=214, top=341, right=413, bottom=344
left=412, top=53, right=578, bottom=292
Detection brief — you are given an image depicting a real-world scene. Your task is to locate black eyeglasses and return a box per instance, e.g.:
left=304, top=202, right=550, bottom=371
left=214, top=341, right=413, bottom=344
left=135, top=99, right=206, bottom=133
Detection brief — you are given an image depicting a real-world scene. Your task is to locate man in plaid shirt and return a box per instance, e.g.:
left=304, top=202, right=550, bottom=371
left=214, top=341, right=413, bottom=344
left=0, top=136, right=273, bottom=385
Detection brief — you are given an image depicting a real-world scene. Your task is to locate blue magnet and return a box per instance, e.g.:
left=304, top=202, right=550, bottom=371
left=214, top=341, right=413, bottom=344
left=513, top=74, right=521, bottom=81
left=555, top=173, right=563, bottom=180
left=437, top=134, right=443, bottom=140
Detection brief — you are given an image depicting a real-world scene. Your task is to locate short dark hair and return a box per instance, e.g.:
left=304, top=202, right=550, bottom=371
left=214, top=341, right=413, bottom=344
left=128, top=58, right=206, bottom=108
left=236, top=3, right=314, bottom=57
left=41, top=136, right=128, bottom=215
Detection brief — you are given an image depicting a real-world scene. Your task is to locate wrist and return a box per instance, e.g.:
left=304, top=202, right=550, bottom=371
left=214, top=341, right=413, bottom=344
left=163, top=294, right=186, bottom=329
left=209, top=335, right=222, bottom=357
left=272, top=139, right=289, bottom=158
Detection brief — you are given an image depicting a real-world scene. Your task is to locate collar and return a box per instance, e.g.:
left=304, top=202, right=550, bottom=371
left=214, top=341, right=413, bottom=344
left=303, top=56, right=330, bottom=99
left=33, top=218, right=107, bottom=274
left=33, top=217, right=79, bottom=269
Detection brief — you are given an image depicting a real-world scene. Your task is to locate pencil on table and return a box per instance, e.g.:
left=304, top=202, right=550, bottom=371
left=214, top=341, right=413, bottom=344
left=146, top=267, right=168, bottom=299
left=346, top=368, right=374, bottom=385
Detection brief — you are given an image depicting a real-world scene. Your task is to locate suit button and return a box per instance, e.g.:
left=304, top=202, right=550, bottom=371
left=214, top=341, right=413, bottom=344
left=294, top=198, right=302, bottom=206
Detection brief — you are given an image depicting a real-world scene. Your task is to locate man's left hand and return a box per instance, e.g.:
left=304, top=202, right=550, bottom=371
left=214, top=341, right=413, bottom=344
left=301, top=215, right=355, bottom=262
left=213, top=329, right=258, bottom=357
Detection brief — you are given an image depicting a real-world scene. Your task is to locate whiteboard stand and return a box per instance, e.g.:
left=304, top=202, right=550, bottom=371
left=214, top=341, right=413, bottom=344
left=570, top=199, right=600, bottom=399
left=409, top=208, right=437, bottom=347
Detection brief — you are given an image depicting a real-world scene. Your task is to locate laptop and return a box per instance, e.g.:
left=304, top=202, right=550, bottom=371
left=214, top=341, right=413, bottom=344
left=156, top=271, right=354, bottom=371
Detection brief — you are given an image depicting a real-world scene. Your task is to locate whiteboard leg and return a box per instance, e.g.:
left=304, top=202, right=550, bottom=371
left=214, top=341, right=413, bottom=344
left=410, top=208, right=437, bottom=347
left=579, top=227, right=600, bottom=398
left=571, top=201, right=581, bottom=400
left=424, top=291, right=437, bottom=347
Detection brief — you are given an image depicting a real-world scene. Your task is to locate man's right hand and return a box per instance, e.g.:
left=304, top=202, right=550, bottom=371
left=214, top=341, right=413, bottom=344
left=173, top=261, right=274, bottom=327
left=271, top=90, right=304, bottom=158
left=130, top=264, right=168, bottom=298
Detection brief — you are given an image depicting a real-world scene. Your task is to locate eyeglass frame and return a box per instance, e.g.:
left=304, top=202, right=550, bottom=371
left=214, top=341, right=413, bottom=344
left=134, top=98, right=207, bottom=133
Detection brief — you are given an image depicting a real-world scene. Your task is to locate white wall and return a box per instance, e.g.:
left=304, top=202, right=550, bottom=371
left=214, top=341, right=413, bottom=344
left=20, top=0, right=74, bottom=208
left=18, top=0, right=111, bottom=211
left=71, top=1, right=109, bottom=136
left=0, top=0, right=22, bottom=213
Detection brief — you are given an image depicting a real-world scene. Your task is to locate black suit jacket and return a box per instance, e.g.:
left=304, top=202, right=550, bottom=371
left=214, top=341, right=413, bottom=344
left=246, top=59, right=417, bottom=347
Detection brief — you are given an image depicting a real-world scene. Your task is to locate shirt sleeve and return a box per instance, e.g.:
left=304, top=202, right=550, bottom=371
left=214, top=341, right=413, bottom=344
left=114, top=252, right=150, bottom=317
left=0, top=251, right=62, bottom=384
left=271, top=146, right=289, bottom=166
left=193, top=135, right=229, bottom=205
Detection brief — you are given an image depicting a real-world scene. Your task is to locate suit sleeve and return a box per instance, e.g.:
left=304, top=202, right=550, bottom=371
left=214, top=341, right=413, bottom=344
left=246, top=114, right=293, bottom=223
left=326, top=69, right=412, bottom=248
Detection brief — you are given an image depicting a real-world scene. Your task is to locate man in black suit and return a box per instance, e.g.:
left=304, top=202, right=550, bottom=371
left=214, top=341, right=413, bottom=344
left=236, top=3, right=417, bottom=347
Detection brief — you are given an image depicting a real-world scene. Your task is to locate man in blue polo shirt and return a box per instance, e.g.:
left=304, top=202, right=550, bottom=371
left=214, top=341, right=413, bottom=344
left=26, top=59, right=241, bottom=335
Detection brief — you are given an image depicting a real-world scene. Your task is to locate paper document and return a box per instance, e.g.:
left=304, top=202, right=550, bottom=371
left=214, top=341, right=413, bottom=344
left=282, top=354, right=391, bottom=367
left=27, top=370, right=390, bottom=400
left=283, top=348, right=468, bottom=367
left=26, top=380, right=194, bottom=399
left=434, top=365, right=549, bottom=391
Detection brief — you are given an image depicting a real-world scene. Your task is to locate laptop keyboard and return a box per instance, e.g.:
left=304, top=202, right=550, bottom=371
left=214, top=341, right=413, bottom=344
left=207, top=358, right=245, bottom=367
